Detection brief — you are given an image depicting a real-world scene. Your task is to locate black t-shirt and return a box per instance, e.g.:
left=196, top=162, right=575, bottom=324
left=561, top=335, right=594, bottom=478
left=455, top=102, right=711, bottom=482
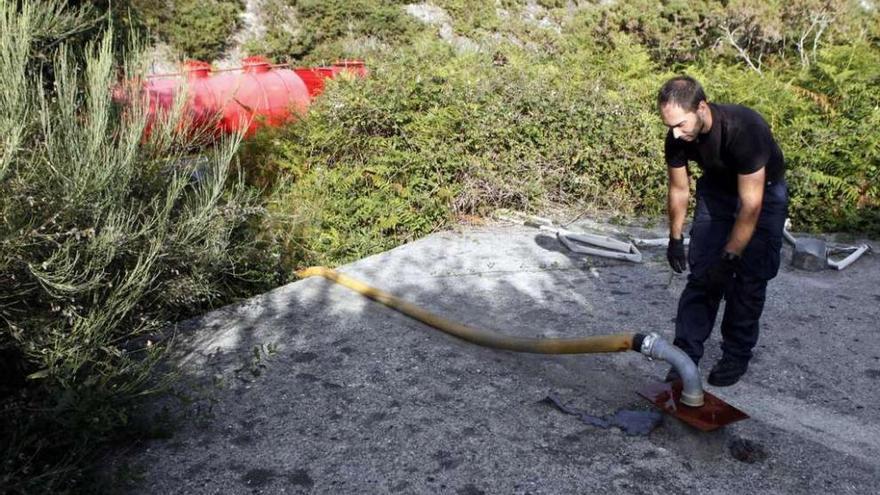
left=664, top=103, right=785, bottom=192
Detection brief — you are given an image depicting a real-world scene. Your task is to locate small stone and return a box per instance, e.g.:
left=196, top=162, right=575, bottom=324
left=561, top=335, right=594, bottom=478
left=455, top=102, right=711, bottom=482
left=728, top=437, right=768, bottom=464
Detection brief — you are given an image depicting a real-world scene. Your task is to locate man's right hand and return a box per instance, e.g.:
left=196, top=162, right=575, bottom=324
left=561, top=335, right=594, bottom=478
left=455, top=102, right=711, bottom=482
left=667, top=236, right=687, bottom=273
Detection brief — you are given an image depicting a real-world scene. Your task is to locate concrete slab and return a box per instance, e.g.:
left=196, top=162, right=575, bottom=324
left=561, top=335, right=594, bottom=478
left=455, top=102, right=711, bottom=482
left=109, top=219, right=880, bottom=494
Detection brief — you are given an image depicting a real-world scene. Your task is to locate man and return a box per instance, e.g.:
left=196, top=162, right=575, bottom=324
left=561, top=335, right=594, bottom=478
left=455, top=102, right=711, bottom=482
left=658, top=76, right=788, bottom=386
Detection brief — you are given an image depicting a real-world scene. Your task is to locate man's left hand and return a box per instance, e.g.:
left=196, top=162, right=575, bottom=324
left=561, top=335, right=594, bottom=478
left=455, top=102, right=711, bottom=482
left=706, top=251, right=741, bottom=290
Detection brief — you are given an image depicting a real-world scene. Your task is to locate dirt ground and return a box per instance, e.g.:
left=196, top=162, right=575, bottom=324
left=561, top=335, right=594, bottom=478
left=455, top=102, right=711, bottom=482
left=106, top=216, right=880, bottom=494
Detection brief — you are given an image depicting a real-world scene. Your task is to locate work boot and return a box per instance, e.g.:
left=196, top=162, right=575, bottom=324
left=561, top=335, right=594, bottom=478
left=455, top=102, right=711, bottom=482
left=708, top=355, right=749, bottom=387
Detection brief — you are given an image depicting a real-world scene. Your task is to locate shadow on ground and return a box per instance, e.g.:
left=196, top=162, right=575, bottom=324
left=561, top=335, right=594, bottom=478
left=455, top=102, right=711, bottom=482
left=105, top=219, right=880, bottom=494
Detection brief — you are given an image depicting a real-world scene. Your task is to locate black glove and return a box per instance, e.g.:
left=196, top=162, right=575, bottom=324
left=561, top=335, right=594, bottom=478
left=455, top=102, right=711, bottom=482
left=667, top=236, right=687, bottom=273
left=706, top=251, right=741, bottom=290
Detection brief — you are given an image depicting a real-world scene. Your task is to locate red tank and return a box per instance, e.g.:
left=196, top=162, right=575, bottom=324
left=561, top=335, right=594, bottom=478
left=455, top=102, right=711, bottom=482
left=294, top=60, right=368, bottom=98
left=128, top=57, right=366, bottom=139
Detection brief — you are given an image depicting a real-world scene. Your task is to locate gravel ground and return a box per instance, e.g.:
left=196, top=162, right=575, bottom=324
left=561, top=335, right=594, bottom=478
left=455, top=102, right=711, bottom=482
left=105, top=217, right=880, bottom=494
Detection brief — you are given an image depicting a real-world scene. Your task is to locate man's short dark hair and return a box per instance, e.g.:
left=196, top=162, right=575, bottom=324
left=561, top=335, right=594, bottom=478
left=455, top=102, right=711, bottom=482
left=657, top=76, right=707, bottom=112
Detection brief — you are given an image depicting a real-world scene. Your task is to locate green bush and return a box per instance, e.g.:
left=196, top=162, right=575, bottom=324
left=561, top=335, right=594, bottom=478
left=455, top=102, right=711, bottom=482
left=240, top=33, right=671, bottom=266
left=695, top=35, right=880, bottom=232
left=245, top=0, right=419, bottom=63
left=0, top=1, right=277, bottom=491
left=579, top=0, right=874, bottom=69
left=241, top=1, right=878, bottom=271
left=130, top=0, right=243, bottom=61
left=434, top=0, right=503, bottom=35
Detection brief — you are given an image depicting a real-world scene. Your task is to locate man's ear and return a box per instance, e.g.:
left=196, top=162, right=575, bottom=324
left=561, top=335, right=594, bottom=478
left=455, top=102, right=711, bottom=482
left=697, top=100, right=710, bottom=114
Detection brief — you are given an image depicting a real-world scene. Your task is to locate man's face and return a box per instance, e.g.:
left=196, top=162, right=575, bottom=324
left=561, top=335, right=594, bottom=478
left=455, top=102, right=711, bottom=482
left=660, top=102, right=707, bottom=142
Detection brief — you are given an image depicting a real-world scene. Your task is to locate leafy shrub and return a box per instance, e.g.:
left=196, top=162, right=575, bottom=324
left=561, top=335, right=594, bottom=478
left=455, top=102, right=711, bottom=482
left=580, top=0, right=874, bottom=69
left=696, top=34, right=880, bottom=232
left=434, top=0, right=503, bottom=35
left=130, top=0, right=243, bottom=61
left=239, top=33, right=671, bottom=266
left=245, top=0, right=419, bottom=63
left=168, top=0, right=243, bottom=60
left=0, top=1, right=277, bottom=491
left=242, top=1, right=878, bottom=272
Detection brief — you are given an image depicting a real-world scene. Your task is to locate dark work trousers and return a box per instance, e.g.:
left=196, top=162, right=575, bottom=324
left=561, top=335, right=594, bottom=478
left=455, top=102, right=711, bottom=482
left=673, top=176, right=788, bottom=364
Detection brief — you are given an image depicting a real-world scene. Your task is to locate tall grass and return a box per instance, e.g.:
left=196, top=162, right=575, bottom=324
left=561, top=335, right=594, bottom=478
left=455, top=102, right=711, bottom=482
left=0, top=1, right=277, bottom=492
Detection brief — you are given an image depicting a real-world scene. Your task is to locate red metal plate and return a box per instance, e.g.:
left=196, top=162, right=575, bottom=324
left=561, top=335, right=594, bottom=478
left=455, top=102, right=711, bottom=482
left=637, top=381, right=749, bottom=432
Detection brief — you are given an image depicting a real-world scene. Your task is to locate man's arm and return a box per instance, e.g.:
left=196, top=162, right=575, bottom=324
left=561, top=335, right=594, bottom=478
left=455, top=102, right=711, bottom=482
left=725, top=168, right=765, bottom=255
left=667, top=166, right=689, bottom=238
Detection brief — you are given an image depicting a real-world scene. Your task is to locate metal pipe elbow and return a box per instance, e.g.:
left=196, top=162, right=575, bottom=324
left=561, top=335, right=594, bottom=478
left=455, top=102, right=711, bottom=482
left=638, top=333, right=704, bottom=407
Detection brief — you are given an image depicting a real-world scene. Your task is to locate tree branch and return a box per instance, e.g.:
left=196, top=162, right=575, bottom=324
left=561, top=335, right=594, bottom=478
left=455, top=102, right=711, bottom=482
left=720, top=24, right=762, bottom=75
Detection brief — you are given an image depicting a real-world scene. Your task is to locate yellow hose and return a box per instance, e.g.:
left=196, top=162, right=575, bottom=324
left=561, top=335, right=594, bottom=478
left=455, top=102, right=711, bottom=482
left=296, top=266, right=636, bottom=354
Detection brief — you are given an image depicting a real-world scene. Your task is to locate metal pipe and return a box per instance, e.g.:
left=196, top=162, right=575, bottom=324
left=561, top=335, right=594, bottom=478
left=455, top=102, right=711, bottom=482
left=632, top=237, right=691, bottom=248
left=297, top=267, right=705, bottom=407
left=636, top=333, right=704, bottom=407
left=783, top=218, right=797, bottom=245
left=827, top=244, right=872, bottom=270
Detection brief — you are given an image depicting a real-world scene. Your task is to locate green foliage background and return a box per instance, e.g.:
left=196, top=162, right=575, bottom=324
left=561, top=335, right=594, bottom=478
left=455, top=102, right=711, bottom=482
left=237, top=0, right=880, bottom=265
left=130, top=0, right=244, bottom=61
left=1, top=2, right=278, bottom=492
left=2, top=0, right=878, bottom=492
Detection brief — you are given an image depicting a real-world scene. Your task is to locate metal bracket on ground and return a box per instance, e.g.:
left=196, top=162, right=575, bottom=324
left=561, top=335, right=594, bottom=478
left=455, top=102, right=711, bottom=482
left=784, top=219, right=872, bottom=271
left=493, top=210, right=642, bottom=263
